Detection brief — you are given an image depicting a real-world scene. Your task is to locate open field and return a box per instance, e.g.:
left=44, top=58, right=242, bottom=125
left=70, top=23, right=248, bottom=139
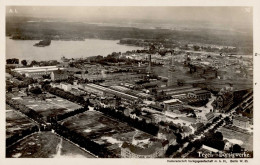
left=6, top=109, right=37, bottom=139
left=219, top=126, right=253, bottom=151
left=61, top=110, right=155, bottom=157
left=6, top=132, right=95, bottom=158
left=100, top=72, right=145, bottom=86
left=15, top=95, right=82, bottom=118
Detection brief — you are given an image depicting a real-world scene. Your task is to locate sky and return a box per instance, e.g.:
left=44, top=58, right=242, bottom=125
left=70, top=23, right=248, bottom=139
left=6, top=6, right=253, bottom=30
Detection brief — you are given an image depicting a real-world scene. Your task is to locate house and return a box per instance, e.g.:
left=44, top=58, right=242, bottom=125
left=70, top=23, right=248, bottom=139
left=151, top=113, right=166, bottom=123
left=130, top=113, right=142, bottom=121
left=51, top=69, right=68, bottom=81
left=191, top=122, right=204, bottom=132
left=139, top=114, right=154, bottom=123
left=28, top=83, right=42, bottom=89
left=197, top=112, right=215, bottom=123
left=11, top=87, right=19, bottom=92
left=181, top=126, right=193, bottom=137
left=205, top=112, right=215, bottom=121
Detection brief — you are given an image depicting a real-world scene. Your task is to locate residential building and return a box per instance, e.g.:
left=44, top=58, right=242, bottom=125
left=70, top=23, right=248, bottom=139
left=152, top=113, right=166, bottom=123
left=167, top=54, right=175, bottom=87
left=213, top=92, right=233, bottom=113
left=197, top=112, right=215, bottom=123
left=157, top=128, right=177, bottom=145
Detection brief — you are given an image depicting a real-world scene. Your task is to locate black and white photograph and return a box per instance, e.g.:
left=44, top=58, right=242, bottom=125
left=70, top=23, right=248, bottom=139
left=4, top=5, right=255, bottom=160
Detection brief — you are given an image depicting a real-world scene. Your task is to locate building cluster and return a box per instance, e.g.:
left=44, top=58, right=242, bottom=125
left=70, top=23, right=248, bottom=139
left=7, top=44, right=253, bottom=158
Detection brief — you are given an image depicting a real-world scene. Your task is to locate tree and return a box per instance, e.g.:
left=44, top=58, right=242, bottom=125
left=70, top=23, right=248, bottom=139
left=30, top=60, right=38, bottom=66
left=232, top=144, right=242, bottom=153
left=21, top=60, right=27, bottom=66
left=29, top=87, right=42, bottom=95
left=193, top=45, right=200, bottom=51
left=177, top=79, right=185, bottom=86
left=6, top=58, right=19, bottom=64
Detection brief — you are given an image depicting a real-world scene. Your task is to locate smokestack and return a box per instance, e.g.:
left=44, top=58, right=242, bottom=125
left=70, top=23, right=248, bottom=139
left=148, top=54, right=151, bottom=73
left=171, top=54, right=174, bottom=66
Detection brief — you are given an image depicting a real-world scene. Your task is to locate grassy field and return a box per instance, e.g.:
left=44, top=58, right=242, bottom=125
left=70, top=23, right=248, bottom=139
left=6, top=109, right=37, bottom=139
left=6, top=132, right=95, bottom=158
left=61, top=110, right=155, bottom=157
left=219, top=127, right=253, bottom=151
left=17, top=95, right=82, bottom=118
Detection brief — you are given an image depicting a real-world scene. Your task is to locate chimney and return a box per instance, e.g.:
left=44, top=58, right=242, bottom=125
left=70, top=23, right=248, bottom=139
left=148, top=54, right=152, bottom=73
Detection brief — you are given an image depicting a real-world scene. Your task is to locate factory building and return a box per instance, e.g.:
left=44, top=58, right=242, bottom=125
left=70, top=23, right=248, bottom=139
left=12, top=66, right=65, bottom=78
left=83, top=83, right=139, bottom=103
left=50, top=69, right=69, bottom=81
left=60, top=82, right=72, bottom=91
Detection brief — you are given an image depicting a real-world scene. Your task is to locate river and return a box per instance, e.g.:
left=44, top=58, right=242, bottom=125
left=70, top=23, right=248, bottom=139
left=6, top=37, right=141, bottom=61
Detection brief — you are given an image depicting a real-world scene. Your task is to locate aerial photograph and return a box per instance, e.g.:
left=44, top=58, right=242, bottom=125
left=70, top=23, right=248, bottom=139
left=5, top=6, right=253, bottom=158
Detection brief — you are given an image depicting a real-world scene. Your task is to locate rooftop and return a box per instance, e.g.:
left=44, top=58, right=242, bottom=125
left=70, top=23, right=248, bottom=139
left=163, top=99, right=182, bottom=104
left=191, top=90, right=211, bottom=95
left=201, top=145, right=219, bottom=153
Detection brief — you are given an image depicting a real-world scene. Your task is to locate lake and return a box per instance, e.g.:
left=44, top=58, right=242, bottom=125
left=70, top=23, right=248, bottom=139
left=6, top=37, right=141, bottom=61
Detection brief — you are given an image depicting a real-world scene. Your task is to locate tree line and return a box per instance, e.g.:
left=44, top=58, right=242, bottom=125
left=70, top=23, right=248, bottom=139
left=96, top=107, right=159, bottom=136
left=6, top=96, right=45, bottom=126
left=47, top=106, right=89, bottom=122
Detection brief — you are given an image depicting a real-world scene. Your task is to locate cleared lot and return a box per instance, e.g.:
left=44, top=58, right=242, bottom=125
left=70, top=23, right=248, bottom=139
left=219, top=126, right=253, bottom=151
left=6, top=132, right=95, bottom=158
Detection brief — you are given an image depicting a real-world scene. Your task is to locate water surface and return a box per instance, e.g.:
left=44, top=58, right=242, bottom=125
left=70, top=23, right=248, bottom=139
left=6, top=37, right=141, bottom=61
